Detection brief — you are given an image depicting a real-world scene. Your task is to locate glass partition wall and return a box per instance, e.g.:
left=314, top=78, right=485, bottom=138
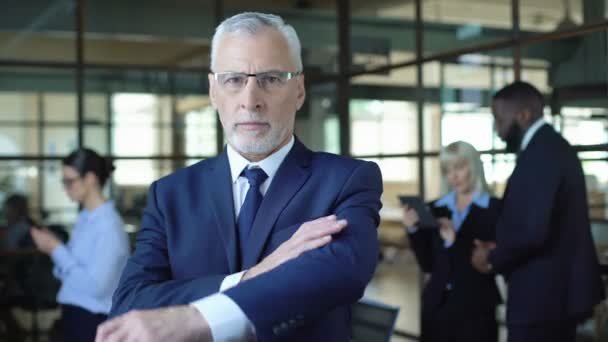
left=0, top=0, right=606, bottom=339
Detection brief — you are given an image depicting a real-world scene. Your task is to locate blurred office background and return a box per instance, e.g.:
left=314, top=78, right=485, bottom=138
left=0, top=0, right=607, bottom=340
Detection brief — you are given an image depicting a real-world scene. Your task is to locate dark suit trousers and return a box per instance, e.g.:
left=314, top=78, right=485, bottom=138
left=508, top=321, right=577, bottom=342
left=421, top=290, right=497, bottom=342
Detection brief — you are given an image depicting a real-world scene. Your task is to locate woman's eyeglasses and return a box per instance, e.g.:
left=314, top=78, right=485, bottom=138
left=61, top=177, right=80, bottom=188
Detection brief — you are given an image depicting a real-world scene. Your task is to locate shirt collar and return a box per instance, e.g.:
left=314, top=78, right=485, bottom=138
left=227, top=136, right=295, bottom=184
left=520, top=118, right=545, bottom=151
left=82, top=201, right=114, bottom=219
left=435, top=191, right=490, bottom=210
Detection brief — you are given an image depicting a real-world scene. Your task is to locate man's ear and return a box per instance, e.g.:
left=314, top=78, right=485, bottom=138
left=208, top=73, right=217, bottom=110
left=517, top=108, right=534, bottom=128
left=295, top=75, right=306, bottom=111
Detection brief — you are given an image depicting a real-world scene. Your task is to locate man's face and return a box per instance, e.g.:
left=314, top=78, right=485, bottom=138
left=209, top=28, right=305, bottom=160
left=492, top=99, right=513, bottom=141
left=492, top=99, right=523, bottom=153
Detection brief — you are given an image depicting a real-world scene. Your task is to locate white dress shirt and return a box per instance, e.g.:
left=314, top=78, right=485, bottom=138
left=520, top=117, right=546, bottom=151
left=191, top=136, right=295, bottom=341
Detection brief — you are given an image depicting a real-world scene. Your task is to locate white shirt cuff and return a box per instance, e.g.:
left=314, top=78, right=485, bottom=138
left=220, top=271, right=246, bottom=292
left=406, top=226, right=419, bottom=234
left=190, top=293, right=255, bottom=342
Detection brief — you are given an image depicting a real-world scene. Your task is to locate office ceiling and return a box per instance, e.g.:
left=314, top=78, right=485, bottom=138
left=0, top=0, right=586, bottom=67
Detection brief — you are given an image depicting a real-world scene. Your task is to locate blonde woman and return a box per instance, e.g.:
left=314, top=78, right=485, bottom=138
left=403, top=141, right=501, bottom=342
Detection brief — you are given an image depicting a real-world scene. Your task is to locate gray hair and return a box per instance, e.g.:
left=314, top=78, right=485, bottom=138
left=439, top=140, right=491, bottom=195
left=210, top=12, right=303, bottom=71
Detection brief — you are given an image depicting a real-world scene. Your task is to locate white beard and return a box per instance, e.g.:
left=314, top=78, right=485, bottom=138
left=226, top=124, right=289, bottom=156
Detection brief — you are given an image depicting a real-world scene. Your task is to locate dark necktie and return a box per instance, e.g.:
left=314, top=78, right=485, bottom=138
left=238, top=167, right=268, bottom=252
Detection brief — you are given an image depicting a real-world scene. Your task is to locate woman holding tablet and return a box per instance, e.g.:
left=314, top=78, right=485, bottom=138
left=402, top=141, right=501, bottom=342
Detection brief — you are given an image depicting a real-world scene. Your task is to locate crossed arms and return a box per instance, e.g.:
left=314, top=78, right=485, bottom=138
left=99, top=161, right=383, bottom=341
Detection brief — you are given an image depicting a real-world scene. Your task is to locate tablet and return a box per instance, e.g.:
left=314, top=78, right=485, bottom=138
left=398, top=195, right=438, bottom=228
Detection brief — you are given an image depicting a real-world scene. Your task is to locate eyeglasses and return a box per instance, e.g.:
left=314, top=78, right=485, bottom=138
left=61, top=177, right=80, bottom=188
left=212, top=71, right=302, bottom=92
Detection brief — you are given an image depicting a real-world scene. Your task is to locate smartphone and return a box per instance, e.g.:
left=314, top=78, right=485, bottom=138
left=430, top=205, right=452, bottom=220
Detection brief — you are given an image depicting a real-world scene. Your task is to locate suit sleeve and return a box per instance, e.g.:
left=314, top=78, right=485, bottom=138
left=110, top=181, right=226, bottom=317
left=478, top=200, right=501, bottom=242
left=488, top=153, right=561, bottom=274
left=223, top=161, right=383, bottom=339
left=407, top=229, right=435, bottom=273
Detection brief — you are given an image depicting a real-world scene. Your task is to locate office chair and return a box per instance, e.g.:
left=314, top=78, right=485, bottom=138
left=351, top=297, right=400, bottom=342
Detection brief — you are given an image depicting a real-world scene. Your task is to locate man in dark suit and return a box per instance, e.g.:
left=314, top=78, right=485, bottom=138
left=472, top=81, right=605, bottom=342
left=95, top=12, right=383, bottom=342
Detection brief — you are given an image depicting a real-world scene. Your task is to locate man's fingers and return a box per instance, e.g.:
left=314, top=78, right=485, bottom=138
left=104, top=327, right=131, bottom=342
left=252, top=219, right=343, bottom=279
left=309, top=215, right=337, bottom=225
left=293, top=235, right=332, bottom=255
left=109, top=313, right=146, bottom=342
left=280, top=235, right=333, bottom=264
left=292, top=219, right=346, bottom=245
left=309, top=214, right=336, bottom=224
left=96, top=316, right=123, bottom=342
left=95, top=308, right=205, bottom=342
left=265, top=215, right=346, bottom=270
left=299, top=214, right=338, bottom=229
left=310, top=219, right=347, bottom=238
left=292, top=216, right=345, bottom=240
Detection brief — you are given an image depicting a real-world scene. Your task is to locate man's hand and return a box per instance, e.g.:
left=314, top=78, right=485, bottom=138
left=471, top=239, right=497, bottom=274
left=95, top=305, right=211, bottom=342
left=243, top=215, right=347, bottom=281
left=30, top=227, right=61, bottom=254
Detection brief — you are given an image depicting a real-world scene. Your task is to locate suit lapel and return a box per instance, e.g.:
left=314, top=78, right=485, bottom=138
left=207, top=151, right=239, bottom=273
left=241, top=139, right=313, bottom=268
left=504, top=125, right=551, bottom=200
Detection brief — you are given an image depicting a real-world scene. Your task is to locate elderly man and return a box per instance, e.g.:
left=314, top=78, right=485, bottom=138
left=96, top=12, right=383, bottom=342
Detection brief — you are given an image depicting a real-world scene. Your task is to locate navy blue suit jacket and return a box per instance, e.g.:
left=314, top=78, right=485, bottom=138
left=409, top=198, right=502, bottom=319
left=110, top=139, right=383, bottom=341
left=489, top=124, right=604, bottom=325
